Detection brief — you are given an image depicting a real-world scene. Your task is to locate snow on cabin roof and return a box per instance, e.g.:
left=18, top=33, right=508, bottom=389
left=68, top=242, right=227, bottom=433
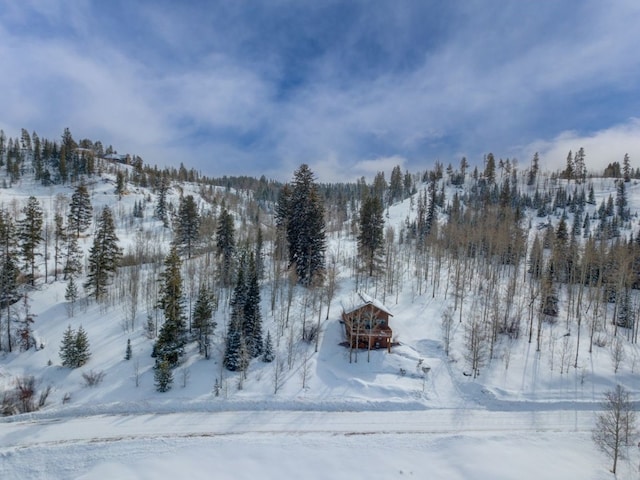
left=343, top=292, right=393, bottom=317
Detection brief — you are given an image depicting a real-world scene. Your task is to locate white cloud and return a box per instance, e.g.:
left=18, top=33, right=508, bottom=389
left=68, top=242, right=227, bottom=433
left=525, top=118, right=640, bottom=173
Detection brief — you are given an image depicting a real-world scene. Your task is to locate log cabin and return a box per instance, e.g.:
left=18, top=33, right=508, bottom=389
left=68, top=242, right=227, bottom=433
left=342, top=292, right=394, bottom=352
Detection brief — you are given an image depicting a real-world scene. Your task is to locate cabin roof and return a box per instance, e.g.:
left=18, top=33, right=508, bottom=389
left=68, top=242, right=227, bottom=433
left=343, top=292, right=393, bottom=317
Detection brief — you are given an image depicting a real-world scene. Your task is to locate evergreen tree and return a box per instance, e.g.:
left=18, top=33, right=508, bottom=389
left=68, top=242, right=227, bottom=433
left=68, top=183, right=92, bottom=238
left=389, top=165, right=403, bottom=204
left=255, top=226, right=264, bottom=280
left=115, top=170, right=126, bottom=199
left=155, top=173, right=170, bottom=227
left=64, top=277, right=79, bottom=316
left=152, top=246, right=187, bottom=367
left=0, top=249, right=19, bottom=352
left=243, top=253, right=263, bottom=358
left=224, top=263, right=248, bottom=371
left=175, top=194, right=200, bottom=258
left=484, top=153, right=496, bottom=184
left=63, top=235, right=83, bottom=280
left=59, top=128, right=76, bottom=184
left=281, top=164, right=327, bottom=285
left=154, top=360, right=173, bottom=392
left=19, top=196, right=43, bottom=286
left=192, top=284, right=216, bottom=359
left=75, top=325, right=90, bottom=366
left=615, top=180, right=629, bottom=221
left=563, top=150, right=574, bottom=180
left=404, top=169, right=414, bottom=197
left=59, top=325, right=90, bottom=368
left=587, top=184, right=596, bottom=204
left=358, top=192, right=385, bottom=276
left=216, top=208, right=235, bottom=287
left=59, top=325, right=76, bottom=367
left=125, top=338, right=132, bottom=360
left=527, top=152, right=539, bottom=186
left=85, top=206, right=122, bottom=300
left=262, top=331, right=275, bottom=363
left=623, top=153, right=631, bottom=183
left=574, top=147, right=586, bottom=183
left=0, top=209, right=19, bottom=352
left=53, top=213, right=66, bottom=281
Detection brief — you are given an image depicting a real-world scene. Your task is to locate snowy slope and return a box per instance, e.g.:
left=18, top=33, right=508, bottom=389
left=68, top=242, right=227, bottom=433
left=1, top=167, right=639, bottom=478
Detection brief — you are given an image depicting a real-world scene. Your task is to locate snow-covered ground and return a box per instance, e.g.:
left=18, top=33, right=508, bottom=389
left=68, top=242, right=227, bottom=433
left=1, top=169, right=640, bottom=478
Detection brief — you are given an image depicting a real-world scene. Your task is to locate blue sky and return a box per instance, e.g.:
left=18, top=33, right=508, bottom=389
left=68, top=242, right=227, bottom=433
left=2, top=1, right=640, bottom=181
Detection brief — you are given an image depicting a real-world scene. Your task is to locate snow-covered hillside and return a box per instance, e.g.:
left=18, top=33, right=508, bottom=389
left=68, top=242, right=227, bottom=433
left=1, top=163, right=639, bottom=478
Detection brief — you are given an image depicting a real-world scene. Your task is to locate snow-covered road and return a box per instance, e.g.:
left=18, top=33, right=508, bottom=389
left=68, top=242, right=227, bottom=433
left=1, top=408, right=594, bottom=449
left=2, top=408, right=615, bottom=480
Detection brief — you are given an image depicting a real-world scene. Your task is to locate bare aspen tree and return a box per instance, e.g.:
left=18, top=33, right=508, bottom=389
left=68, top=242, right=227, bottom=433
left=300, top=351, right=311, bottom=389
left=273, top=357, right=285, bottom=394
left=464, top=312, right=487, bottom=378
left=593, top=384, right=637, bottom=474
left=558, top=335, right=573, bottom=375
left=441, top=307, right=454, bottom=356
left=133, top=359, right=140, bottom=388
left=610, top=337, right=625, bottom=374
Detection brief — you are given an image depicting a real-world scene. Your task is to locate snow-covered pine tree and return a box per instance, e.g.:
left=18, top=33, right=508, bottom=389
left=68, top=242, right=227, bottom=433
left=152, top=245, right=187, bottom=367
left=155, top=173, right=170, bottom=227
left=63, top=235, right=83, bottom=280
left=85, top=206, right=122, bottom=300
left=125, top=338, right=132, bottom=360
left=59, top=325, right=90, bottom=368
left=243, top=253, right=263, bottom=358
left=0, top=209, right=19, bottom=352
left=154, top=360, right=173, bottom=392
left=67, top=183, right=92, bottom=238
left=216, top=208, right=235, bottom=287
left=280, top=164, right=326, bottom=286
left=64, top=277, right=79, bottom=316
left=18, top=196, right=43, bottom=286
left=74, top=326, right=90, bottom=367
left=115, top=170, right=126, bottom=199
left=224, top=262, right=248, bottom=371
left=53, top=213, right=66, bottom=281
left=192, top=284, right=216, bottom=358
left=358, top=192, right=385, bottom=277
left=175, top=194, right=200, bottom=258
left=59, top=325, right=76, bottom=367
left=262, top=331, right=274, bottom=363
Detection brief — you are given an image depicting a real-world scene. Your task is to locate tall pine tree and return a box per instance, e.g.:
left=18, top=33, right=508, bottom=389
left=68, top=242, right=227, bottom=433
left=278, top=164, right=327, bottom=285
left=67, top=183, right=92, bottom=238
left=85, top=206, right=122, bottom=300
left=19, top=196, right=43, bottom=286
left=175, top=194, right=200, bottom=258
left=0, top=209, right=19, bottom=353
left=192, top=284, right=216, bottom=359
left=216, top=208, right=235, bottom=287
left=224, top=261, right=248, bottom=371
left=243, top=253, right=263, bottom=358
left=358, top=192, right=385, bottom=277
left=153, top=245, right=187, bottom=367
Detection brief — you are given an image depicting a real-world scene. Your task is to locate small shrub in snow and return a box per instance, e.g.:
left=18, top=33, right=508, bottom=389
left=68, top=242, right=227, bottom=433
left=594, top=336, right=607, bottom=348
left=82, top=370, right=105, bottom=387
left=0, top=376, right=51, bottom=416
